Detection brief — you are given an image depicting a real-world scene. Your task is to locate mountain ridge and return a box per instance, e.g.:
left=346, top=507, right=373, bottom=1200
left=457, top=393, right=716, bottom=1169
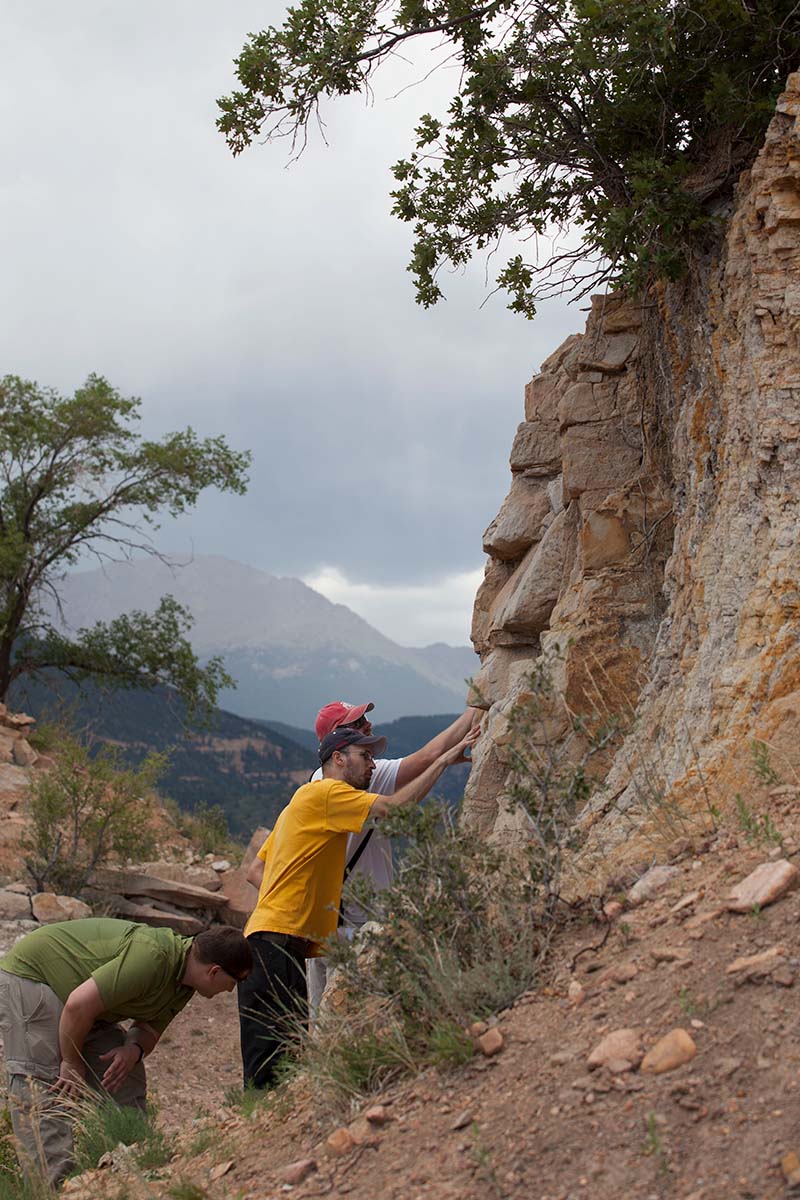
left=49, top=555, right=477, bottom=724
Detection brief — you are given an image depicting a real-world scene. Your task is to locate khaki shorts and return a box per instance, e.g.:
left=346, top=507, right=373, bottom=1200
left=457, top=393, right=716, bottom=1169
left=0, top=969, right=146, bottom=1186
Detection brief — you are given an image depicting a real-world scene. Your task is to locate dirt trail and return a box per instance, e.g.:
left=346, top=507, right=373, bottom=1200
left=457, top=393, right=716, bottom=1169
left=146, top=991, right=242, bottom=1130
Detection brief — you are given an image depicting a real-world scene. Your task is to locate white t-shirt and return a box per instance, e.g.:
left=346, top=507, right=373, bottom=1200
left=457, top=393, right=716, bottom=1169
left=310, top=757, right=401, bottom=925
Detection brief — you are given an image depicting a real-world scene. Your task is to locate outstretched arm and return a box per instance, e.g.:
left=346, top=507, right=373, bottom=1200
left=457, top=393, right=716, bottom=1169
left=394, top=708, right=483, bottom=788
left=370, top=726, right=480, bottom=818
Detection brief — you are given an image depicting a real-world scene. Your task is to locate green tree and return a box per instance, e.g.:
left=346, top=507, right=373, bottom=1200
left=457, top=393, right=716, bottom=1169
left=0, top=374, right=250, bottom=712
left=218, top=0, right=799, bottom=314
left=23, top=731, right=165, bottom=895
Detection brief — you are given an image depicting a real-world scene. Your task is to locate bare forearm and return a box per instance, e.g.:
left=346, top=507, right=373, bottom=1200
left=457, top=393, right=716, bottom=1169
left=396, top=708, right=481, bottom=786
left=376, top=754, right=451, bottom=814
left=59, top=1007, right=95, bottom=1067
left=425, top=709, right=476, bottom=758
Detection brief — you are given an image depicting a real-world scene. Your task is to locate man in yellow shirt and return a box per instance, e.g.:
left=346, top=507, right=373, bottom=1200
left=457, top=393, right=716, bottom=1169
left=238, top=722, right=479, bottom=1088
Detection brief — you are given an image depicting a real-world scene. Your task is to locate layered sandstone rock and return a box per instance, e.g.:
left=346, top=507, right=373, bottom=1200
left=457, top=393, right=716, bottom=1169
left=465, top=73, right=800, bottom=875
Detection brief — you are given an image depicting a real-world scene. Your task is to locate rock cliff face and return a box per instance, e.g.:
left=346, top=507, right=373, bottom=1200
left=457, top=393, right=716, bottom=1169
left=465, top=73, right=800, bottom=873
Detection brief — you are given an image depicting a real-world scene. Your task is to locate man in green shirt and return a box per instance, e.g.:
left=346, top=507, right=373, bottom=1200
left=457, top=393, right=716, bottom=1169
left=0, top=917, right=252, bottom=1185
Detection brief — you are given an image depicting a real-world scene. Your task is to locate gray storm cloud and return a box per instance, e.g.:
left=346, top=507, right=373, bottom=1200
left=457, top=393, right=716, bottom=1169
left=1, top=0, right=583, bottom=629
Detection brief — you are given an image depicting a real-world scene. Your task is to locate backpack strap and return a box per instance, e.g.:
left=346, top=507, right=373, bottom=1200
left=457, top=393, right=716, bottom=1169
left=344, top=828, right=374, bottom=881
left=338, top=829, right=374, bottom=927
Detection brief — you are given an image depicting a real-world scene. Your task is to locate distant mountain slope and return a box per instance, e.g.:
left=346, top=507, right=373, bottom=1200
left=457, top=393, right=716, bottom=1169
left=14, top=676, right=471, bottom=838
left=13, top=676, right=316, bottom=839
left=51, top=556, right=477, bottom=724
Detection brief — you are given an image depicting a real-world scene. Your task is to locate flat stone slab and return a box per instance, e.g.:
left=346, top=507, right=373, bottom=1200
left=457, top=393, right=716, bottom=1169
left=103, top=893, right=204, bottom=936
left=92, top=868, right=227, bottom=909
left=727, top=860, right=799, bottom=912
left=141, top=861, right=221, bottom=892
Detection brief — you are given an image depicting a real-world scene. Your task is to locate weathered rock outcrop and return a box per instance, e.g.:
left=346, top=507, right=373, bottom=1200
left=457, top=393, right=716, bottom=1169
left=465, top=73, right=800, bottom=876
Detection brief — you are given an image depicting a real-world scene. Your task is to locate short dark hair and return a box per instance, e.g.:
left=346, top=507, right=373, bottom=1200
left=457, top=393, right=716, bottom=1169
left=193, top=926, right=252, bottom=978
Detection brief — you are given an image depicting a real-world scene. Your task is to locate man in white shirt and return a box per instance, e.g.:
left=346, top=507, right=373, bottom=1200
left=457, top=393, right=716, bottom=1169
left=307, top=699, right=481, bottom=1014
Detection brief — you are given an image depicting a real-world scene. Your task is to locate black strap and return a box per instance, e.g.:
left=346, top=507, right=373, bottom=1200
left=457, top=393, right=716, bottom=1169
left=344, top=828, right=374, bottom=881
left=338, top=829, right=374, bottom=927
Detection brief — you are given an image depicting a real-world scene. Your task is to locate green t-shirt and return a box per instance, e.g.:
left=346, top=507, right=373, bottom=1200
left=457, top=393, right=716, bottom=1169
left=0, top=918, right=194, bottom=1035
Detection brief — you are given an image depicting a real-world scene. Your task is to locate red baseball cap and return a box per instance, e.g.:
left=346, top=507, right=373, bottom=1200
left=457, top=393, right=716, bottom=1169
left=315, top=700, right=375, bottom=740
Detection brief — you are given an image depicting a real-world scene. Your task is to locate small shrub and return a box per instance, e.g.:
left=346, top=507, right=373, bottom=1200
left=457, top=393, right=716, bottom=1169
left=186, top=1127, right=219, bottom=1158
left=222, top=1087, right=265, bottom=1120
left=25, top=722, right=60, bottom=754
left=23, top=730, right=165, bottom=894
left=174, top=802, right=240, bottom=860
left=0, top=1109, right=23, bottom=1199
left=300, top=1012, right=416, bottom=1104
left=0, top=1173, right=51, bottom=1200
left=751, top=739, right=780, bottom=787
left=167, top=1183, right=207, bottom=1200
left=134, top=1127, right=172, bottom=1171
left=734, top=792, right=783, bottom=847
left=72, top=1098, right=169, bottom=1174
left=425, top=1020, right=475, bottom=1068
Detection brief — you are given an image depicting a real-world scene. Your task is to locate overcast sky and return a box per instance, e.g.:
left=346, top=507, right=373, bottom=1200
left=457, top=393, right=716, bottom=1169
left=1, top=1, right=584, bottom=646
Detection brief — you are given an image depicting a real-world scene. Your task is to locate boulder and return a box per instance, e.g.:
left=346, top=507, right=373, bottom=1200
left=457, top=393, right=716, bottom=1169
left=0, top=889, right=32, bottom=920
left=483, top=478, right=551, bottom=561
left=476, top=1027, right=504, bottom=1057
left=12, top=739, right=38, bottom=768
left=466, top=647, right=534, bottom=710
left=325, top=1128, right=355, bottom=1158
left=489, top=509, right=570, bottom=637
left=727, top=860, right=800, bottom=912
left=281, top=1159, right=317, bottom=1186
left=31, top=894, right=91, bottom=924
left=0, top=763, right=32, bottom=797
left=524, top=373, right=561, bottom=422
left=561, top=420, right=642, bottom=500
left=471, top=558, right=515, bottom=653
left=509, top=421, right=561, bottom=476
left=0, top=730, right=17, bottom=763
left=640, top=1028, right=697, bottom=1074
left=558, top=381, right=618, bottom=430
left=576, top=331, right=639, bottom=373
left=4, top=713, right=35, bottom=731
left=217, top=826, right=270, bottom=927
left=587, top=1028, right=643, bottom=1070
left=592, top=296, right=644, bottom=334
left=627, top=865, right=680, bottom=906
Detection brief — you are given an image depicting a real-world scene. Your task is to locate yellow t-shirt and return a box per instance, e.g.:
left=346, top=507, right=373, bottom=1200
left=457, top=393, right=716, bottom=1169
left=244, top=778, right=376, bottom=952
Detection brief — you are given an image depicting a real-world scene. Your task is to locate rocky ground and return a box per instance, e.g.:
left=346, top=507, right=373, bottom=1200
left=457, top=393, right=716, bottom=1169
left=45, top=782, right=800, bottom=1200
left=4, top=700, right=800, bottom=1199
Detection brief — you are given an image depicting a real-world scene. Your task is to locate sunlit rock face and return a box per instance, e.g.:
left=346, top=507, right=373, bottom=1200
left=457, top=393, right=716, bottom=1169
left=465, top=73, right=800, bottom=871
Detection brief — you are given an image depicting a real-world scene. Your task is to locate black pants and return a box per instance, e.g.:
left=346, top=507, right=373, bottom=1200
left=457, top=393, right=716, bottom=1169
left=237, top=931, right=309, bottom=1089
